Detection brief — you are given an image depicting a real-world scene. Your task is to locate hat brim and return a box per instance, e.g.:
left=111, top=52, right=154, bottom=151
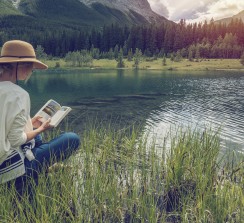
left=0, top=57, right=48, bottom=69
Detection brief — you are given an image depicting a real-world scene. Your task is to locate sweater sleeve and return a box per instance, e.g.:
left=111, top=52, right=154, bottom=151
left=7, top=110, right=27, bottom=148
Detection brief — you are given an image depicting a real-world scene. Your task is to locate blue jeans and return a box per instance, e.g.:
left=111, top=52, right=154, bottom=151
left=13, top=132, right=80, bottom=195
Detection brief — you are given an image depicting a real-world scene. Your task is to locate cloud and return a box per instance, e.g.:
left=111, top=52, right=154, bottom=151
left=207, top=0, right=244, bottom=17
left=148, top=0, right=211, bottom=20
left=186, top=0, right=244, bottom=23
left=148, top=0, right=170, bottom=18
left=148, top=0, right=244, bottom=23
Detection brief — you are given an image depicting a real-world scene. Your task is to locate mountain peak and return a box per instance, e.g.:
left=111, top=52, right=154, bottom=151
left=216, top=10, right=244, bottom=24
left=80, top=0, right=165, bottom=23
left=6, top=0, right=167, bottom=27
left=81, top=0, right=152, bottom=14
left=235, top=10, right=244, bottom=19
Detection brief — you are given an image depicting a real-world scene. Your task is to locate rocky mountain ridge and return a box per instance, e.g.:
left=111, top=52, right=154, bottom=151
left=7, top=0, right=166, bottom=25
left=80, top=0, right=162, bottom=23
left=216, top=10, right=244, bottom=24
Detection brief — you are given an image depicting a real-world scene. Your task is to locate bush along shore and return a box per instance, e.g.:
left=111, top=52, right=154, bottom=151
left=0, top=127, right=243, bottom=222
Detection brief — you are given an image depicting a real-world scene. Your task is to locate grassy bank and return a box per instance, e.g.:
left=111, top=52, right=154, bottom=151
left=0, top=127, right=243, bottom=222
left=45, top=58, right=244, bottom=71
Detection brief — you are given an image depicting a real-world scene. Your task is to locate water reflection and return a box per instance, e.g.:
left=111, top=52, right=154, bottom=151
left=20, top=69, right=244, bottom=153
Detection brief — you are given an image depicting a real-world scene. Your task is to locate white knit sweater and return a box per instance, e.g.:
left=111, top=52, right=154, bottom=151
left=0, top=81, right=34, bottom=184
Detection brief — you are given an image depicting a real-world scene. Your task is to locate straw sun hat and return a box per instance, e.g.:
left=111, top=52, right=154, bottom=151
left=0, top=40, right=48, bottom=69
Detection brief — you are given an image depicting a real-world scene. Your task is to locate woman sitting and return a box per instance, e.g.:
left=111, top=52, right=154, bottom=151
left=0, top=40, right=80, bottom=194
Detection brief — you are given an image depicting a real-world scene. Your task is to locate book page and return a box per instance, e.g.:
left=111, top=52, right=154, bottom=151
left=36, top=99, right=61, bottom=123
left=50, top=106, right=71, bottom=127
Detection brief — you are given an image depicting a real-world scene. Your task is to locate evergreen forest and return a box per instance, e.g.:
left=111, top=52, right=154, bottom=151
left=0, top=16, right=243, bottom=59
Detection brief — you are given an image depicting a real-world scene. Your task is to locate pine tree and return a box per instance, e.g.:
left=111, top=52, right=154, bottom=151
left=164, top=24, right=175, bottom=53
left=114, top=44, right=119, bottom=59
left=173, top=25, right=183, bottom=51
left=133, top=48, right=142, bottom=69
left=36, top=45, right=47, bottom=60
left=145, top=26, right=157, bottom=57
left=174, top=50, right=182, bottom=62
left=117, top=49, right=125, bottom=68
left=158, top=49, right=165, bottom=58
left=195, top=46, right=200, bottom=62
left=108, top=48, right=114, bottom=60
left=122, top=41, right=128, bottom=56
left=127, top=48, right=133, bottom=61
left=188, top=48, right=193, bottom=61
left=240, top=52, right=244, bottom=66
left=162, top=54, right=167, bottom=66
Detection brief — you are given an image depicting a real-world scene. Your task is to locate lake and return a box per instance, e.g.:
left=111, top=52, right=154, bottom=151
left=21, top=69, right=244, bottom=154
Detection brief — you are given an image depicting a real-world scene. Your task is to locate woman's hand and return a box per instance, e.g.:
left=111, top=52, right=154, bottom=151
left=38, top=118, right=54, bottom=132
left=32, top=116, right=43, bottom=129
left=26, top=119, right=54, bottom=142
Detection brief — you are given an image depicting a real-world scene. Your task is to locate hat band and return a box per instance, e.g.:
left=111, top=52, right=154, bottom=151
left=0, top=55, right=36, bottom=58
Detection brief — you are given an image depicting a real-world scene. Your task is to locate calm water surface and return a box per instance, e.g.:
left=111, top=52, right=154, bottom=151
left=21, top=69, right=244, bottom=154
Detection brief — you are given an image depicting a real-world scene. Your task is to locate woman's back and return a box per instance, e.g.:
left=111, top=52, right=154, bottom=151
left=0, top=81, right=29, bottom=162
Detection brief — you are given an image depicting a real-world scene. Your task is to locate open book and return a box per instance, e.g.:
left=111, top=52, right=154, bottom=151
left=35, top=99, right=72, bottom=127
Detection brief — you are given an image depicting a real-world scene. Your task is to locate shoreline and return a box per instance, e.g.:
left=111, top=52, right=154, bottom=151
left=44, top=58, right=244, bottom=72
left=45, top=66, right=244, bottom=73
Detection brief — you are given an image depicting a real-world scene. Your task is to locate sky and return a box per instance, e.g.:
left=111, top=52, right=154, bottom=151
left=148, top=0, right=244, bottom=23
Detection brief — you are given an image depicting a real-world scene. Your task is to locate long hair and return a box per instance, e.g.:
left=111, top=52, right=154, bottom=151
left=0, top=63, right=14, bottom=77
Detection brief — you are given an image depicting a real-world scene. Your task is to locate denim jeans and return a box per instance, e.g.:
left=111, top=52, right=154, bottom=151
left=13, top=132, right=80, bottom=195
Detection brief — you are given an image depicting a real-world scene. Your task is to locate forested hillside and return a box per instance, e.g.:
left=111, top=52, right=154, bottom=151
left=1, top=18, right=243, bottom=60
left=18, top=0, right=106, bottom=26
left=0, top=0, right=243, bottom=60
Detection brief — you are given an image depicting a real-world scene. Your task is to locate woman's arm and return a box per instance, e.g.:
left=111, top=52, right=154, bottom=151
left=8, top=111, right=53, bottom=147
left=25, top=118, right=53, bottom=142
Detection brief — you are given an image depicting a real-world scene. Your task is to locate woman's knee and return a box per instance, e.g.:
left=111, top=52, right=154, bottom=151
left=61, top=132, right=80, bottom=149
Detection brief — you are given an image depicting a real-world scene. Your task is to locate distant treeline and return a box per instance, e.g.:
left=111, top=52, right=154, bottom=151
left=0, top=16, right=243, bottom=59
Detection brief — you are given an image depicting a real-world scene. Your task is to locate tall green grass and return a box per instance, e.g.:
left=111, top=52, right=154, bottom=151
left=0, top=127, right=243, bottom=222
